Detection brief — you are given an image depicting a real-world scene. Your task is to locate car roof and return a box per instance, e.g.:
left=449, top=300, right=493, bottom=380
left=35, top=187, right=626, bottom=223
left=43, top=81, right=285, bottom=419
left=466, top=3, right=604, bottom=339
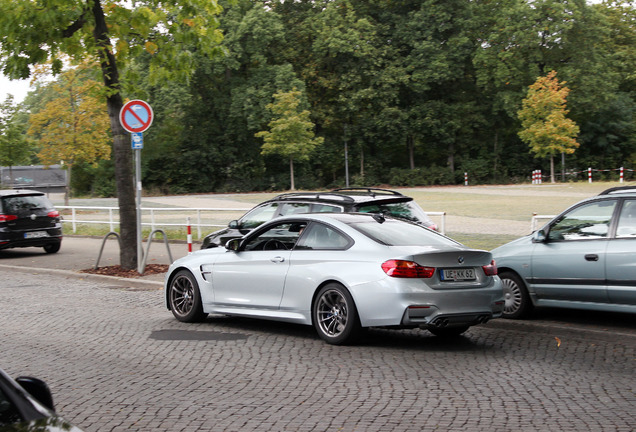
left=268, top=188, right=412, bottom=206
left=273, top=211, right=400, bottom=225
left=598, top=185, right=636, bottom=196
left=0, top=189, right=46, bottom=198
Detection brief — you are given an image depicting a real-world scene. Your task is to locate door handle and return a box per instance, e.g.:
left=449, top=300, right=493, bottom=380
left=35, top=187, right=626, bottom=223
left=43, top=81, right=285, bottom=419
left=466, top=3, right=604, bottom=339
left=585, top=254, right=599, bottom=262
left=270, top=256, right=285, bottom=263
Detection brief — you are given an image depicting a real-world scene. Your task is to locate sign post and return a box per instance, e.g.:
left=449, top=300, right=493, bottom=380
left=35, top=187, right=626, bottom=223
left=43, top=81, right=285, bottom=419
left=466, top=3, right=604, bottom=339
left=119, top=100, right=154, bottom=273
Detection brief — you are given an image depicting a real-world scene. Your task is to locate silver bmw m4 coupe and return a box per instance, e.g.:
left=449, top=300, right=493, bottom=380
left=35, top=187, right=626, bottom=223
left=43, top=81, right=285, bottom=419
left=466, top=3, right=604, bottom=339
left=165, top=213, right=504, bottom=345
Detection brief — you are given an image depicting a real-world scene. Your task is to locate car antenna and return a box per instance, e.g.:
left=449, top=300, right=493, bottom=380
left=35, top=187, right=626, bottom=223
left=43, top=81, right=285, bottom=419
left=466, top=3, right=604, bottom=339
left=372, top=213, right=385, bottom=224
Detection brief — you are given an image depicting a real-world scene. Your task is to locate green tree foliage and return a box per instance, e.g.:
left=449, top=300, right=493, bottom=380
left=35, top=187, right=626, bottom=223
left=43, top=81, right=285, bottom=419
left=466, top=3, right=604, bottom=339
left=6, top=0, right=636, bottom=196
left=0, top=0, right=224, bottom=269
left=256, top=88, right=323, bottom=190
left=0, top=96, right=32, bottom=183
left=28, top=64, right=111, bottom=205
left=518, top=71, right=580, bottom=182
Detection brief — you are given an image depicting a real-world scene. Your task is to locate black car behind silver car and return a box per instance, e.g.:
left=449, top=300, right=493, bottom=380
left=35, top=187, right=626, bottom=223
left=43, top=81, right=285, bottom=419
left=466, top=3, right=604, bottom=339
left=0, top=190, right=62, bottom=253
left=202, top=187, right=437, bottom=248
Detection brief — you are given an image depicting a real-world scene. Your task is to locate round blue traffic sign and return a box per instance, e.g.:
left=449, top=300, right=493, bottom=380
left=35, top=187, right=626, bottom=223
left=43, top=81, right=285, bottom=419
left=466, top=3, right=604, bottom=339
left=119, top=100, right=153, bottom=133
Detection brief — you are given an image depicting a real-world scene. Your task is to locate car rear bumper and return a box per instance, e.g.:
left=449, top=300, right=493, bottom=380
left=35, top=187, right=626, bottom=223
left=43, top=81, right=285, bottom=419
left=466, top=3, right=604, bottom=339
left=0, top=228, right=62, bottom=250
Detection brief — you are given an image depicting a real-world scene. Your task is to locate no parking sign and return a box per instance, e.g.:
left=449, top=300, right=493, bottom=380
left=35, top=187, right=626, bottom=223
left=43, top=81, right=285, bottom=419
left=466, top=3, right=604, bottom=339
left=119, top=100, right=153, bottom=133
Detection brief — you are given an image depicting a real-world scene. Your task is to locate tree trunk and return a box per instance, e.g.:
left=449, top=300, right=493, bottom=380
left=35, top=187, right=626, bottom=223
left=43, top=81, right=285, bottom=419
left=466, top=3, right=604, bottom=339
left=407, top=135, right=415, bottom=169
left=92, top=0, right=137, bottom=269
left=550, top=155, right=556, bottom=183
left=290, top=157, right=295, bottom=191
left=64, top=164, right=71, bottom=207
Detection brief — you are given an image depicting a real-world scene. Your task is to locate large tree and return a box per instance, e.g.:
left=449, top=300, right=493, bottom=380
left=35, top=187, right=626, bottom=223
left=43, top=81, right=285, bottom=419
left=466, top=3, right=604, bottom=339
left=256, top=88, right=323, bottom=190
left=518, top=71, right=580, bottom=183
left=0, top=0, right=224, bottom=269
left=28, top=64, right=111, bottom=205
left=0, top=96, right=32, bottom=185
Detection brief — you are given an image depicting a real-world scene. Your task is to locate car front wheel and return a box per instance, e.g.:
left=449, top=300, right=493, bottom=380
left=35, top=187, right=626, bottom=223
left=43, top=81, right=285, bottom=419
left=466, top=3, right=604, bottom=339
left=500, top=271, right=533, bottom=319
left=168, top=270, right=207, bottom=322
left=313, top=283, right=361, bottom=345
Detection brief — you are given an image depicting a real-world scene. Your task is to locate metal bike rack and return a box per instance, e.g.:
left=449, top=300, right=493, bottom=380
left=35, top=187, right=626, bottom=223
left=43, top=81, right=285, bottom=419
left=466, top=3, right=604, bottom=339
left=140, top=229, right=173, bottom=274
left=94, top=232, right=122, bottom=270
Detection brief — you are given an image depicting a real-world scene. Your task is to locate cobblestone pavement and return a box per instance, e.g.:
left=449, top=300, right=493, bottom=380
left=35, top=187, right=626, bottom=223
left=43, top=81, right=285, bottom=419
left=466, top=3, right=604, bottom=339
left=1, top=269, right=634, bottom=432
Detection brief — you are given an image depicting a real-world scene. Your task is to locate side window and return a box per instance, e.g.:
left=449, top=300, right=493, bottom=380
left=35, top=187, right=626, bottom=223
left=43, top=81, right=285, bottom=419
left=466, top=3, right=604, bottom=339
left=296, top=223, right=351, bottom=250
left=243, top=222, right=307, bottom=251
left=239, top=203, right=279, bottom=229
left=616, top=200, right=636, bottom=237
left=311, top=204, right=343, bottom=213
left=279, top=202, right=312, bottom=216
left=548, top=200, right=616, bottom=241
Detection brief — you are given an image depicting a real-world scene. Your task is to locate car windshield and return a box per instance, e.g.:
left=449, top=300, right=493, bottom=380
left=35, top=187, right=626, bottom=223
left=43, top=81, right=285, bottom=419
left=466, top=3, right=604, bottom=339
left=349, top=219, right=459, bottom=247
left=356, top=201, right=433, bottom=225
left=1, top=195, right=51, bottom=214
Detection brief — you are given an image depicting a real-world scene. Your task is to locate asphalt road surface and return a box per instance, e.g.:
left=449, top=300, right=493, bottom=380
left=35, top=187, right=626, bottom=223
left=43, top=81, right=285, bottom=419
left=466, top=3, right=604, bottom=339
left=1, top=269, right=634, bottom=432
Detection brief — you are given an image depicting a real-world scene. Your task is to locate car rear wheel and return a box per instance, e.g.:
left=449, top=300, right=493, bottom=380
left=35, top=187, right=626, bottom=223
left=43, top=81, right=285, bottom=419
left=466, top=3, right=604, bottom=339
left=313, top=283, right=361, bottom=345
left=428, top=325, right=469, bottom=337
left=168, top=270, right=207, bottom=322
left=43, top=242, right=60, bottom=254
left=500, top=271, right=533, bottom=319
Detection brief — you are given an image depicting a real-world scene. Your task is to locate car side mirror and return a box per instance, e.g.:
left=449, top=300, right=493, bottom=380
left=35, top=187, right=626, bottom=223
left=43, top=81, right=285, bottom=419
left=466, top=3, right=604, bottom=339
left=16, top=376, right=55, bottom=411
left=228, top=220, right=239, bottom=229
left=532, top=229, right=547, bottom=243
left=225, top=238, right=241, bottom=251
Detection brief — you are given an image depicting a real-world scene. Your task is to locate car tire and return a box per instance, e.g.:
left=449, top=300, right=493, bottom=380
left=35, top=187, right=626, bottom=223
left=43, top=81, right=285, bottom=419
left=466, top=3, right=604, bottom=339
left=313, top=283, right=361, bottom=345
left=500, top=271, right=533, bottom=319
left=168, top=270, right=207, bottom=322
left=43, top=242, right=60, bottom=254
left=428, top=325, right=469, bottom=337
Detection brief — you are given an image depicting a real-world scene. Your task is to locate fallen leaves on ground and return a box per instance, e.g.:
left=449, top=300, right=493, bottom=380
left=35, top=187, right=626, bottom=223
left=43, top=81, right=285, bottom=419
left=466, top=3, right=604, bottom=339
left=80, top=264, right=169, bottom=278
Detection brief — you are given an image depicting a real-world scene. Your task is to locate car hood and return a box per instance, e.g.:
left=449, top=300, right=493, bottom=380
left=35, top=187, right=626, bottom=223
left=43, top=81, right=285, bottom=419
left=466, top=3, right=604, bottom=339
left=491, top=234, right=533, bottom=256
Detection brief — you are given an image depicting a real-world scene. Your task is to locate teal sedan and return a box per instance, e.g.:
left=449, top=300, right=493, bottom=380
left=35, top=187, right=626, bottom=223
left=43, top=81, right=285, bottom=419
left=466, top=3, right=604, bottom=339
left=492, top=186, right=636, bottom=318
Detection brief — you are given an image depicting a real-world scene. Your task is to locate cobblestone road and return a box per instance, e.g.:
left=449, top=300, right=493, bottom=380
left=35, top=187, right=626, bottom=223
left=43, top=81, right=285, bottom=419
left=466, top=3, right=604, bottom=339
left=1, top=270, right=634, bottom=432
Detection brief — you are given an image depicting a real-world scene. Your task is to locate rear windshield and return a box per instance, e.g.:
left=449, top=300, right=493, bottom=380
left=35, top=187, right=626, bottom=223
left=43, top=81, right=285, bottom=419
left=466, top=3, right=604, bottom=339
left=349, top=219, right=459, bottom=247
left=1, top=195, right=53, bottom=214
left=357, top=201, right=433, bottom=225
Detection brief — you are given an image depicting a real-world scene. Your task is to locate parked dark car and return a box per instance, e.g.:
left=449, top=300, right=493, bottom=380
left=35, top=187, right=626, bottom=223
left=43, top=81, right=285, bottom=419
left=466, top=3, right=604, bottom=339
left=0, top=190, right=62, bottom=253
left=0, top=367, right=83, bottom=431
left=201, top=187, right=437, bottom=249
left=492, top=186, right=636, bottom=318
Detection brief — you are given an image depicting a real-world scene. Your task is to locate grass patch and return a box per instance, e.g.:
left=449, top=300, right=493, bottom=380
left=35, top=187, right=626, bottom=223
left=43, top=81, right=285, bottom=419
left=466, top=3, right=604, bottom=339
left=447, top=232, right=521, bottom=250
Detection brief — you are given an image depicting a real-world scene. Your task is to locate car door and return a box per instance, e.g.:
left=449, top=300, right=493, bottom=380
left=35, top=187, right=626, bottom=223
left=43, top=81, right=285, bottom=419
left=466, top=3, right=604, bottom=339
left=605, top=199, right=636, bottom=305
left=211, top=221, right=305, bottom=309
left=530, top=199, right=616, bottom=303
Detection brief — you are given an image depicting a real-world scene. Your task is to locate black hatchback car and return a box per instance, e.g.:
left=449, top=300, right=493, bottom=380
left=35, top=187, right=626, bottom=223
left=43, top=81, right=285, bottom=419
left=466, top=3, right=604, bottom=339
left=0, top=190, right=62, bottom=253
left=201, top=187, right=437, bottom=248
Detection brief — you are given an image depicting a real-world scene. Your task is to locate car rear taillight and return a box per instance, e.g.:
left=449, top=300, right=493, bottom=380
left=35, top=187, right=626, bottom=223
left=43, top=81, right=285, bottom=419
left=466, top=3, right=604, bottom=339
left=0, top=214, right=17, bottom=222
left=382, top=260, right=435, bottom=278
left=47, top=210, right=60, bottom=218
left=482, top=260, right=497, bottom=276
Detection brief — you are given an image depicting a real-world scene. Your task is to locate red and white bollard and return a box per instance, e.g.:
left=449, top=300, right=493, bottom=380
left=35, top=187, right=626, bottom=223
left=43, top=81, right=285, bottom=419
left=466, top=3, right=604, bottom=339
left=620, top=167, right=624, bottom=183
left=588, top=167, right=592, bottom=183
left=187, top=217, right=192, bottom=254
left=464, top=172, right=468, bottom=186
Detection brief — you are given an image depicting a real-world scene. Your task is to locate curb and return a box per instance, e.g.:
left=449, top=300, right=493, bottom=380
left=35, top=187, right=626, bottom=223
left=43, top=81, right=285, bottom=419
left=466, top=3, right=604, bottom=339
left=1, top=264, right=164, bottom=291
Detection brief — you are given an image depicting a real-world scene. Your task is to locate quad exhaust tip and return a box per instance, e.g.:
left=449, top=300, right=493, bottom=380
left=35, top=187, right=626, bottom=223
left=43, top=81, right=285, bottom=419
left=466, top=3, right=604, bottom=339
left=430, top=314, right=491, bottom=328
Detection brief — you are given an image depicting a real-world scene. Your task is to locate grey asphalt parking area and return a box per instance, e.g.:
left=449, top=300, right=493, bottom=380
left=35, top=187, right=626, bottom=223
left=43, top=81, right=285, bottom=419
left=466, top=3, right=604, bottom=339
left=1, top=268, right=634, bottom=432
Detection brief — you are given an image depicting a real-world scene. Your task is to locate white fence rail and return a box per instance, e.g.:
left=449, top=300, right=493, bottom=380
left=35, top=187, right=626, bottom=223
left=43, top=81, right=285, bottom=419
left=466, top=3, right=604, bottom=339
left=57, top=206, right=251, bottom=240
left=57, top=206, right=449, bottom=239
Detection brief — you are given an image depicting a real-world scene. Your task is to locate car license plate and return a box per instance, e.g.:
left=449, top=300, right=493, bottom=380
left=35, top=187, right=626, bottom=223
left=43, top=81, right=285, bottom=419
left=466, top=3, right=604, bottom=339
left=24, top=231, right=48, bottom=239
left=441, top=268, right=476, bottom=281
